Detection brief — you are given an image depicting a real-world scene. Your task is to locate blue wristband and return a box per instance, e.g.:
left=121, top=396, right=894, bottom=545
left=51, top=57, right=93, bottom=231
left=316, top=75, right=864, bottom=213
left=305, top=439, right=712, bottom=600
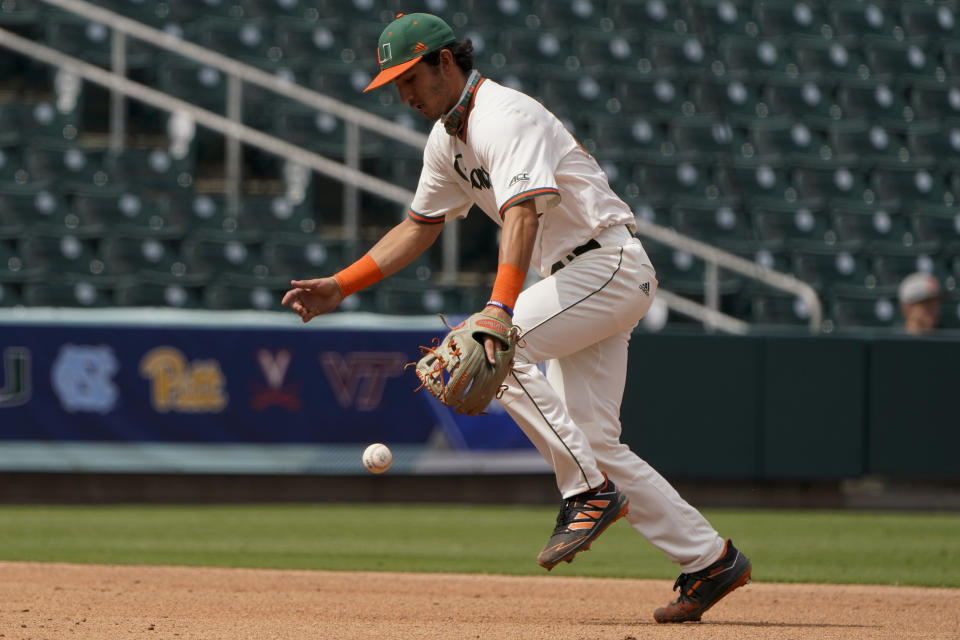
left=485, top=300, right=514, bottom=317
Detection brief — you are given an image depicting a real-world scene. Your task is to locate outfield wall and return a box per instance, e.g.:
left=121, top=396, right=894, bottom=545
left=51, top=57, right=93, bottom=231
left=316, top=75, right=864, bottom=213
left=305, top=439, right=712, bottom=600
left=0, top=309, right=957, bottom=482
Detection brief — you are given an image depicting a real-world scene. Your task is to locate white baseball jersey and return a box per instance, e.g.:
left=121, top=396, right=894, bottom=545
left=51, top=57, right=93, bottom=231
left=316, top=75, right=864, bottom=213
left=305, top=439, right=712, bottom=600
left=408, top=71, right=637, bottom=277
left=407, top=70, right=725, bottom=574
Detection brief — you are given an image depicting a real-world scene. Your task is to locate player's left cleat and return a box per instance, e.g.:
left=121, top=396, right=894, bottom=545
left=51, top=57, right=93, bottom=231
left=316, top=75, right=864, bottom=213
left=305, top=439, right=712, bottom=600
left=537, top=474, right=628, bottom=570
left=653, top=538, right=752, bottom=623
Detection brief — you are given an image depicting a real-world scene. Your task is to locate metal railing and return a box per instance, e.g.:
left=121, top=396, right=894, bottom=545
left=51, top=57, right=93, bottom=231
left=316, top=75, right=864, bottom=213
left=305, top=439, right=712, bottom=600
left=3, top=0, right=823, bottom=334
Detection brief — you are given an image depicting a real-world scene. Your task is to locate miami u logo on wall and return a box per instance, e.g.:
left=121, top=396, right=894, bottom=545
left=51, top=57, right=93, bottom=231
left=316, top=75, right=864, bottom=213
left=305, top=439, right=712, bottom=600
left=378, top=42, right=392, bottom=65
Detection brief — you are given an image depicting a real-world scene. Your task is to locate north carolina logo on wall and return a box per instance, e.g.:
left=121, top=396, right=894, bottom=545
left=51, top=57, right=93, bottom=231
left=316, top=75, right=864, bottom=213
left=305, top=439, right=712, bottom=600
left=51, top=344, right=119, bottom=414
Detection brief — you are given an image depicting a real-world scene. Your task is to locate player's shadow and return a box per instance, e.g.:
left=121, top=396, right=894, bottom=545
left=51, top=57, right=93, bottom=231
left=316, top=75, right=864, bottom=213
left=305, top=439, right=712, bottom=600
left=630, top=621, right=878, bottom=629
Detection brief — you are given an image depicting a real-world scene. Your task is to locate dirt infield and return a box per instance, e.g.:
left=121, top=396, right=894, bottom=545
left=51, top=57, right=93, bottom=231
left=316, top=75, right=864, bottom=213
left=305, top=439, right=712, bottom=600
left=1, top=562, right=957, bottom=639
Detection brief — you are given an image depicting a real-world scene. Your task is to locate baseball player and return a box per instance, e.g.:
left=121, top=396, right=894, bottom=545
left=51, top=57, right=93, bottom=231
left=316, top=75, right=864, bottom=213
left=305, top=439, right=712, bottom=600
left=282, top=12, right=752, bottom=623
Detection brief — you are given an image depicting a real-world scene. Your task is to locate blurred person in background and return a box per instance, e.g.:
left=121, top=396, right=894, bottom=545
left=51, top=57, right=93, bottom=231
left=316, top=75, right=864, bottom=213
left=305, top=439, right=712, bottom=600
left=898, top=272, right=942, bottom=336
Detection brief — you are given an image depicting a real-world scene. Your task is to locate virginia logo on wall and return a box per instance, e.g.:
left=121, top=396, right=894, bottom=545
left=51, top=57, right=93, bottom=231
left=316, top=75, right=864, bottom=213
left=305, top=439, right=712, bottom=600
left=249, top=348, right=301, bottom=411
left=0, top=347, right=31, bottom=409
left=51, top=344, right=119, bottom=414
left=139, top=347, right=228, bottom=413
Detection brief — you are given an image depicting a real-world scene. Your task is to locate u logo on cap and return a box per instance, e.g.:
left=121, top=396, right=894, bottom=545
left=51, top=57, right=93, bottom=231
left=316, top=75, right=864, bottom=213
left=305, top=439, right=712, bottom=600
left=378, top=43, right=393, bottom=65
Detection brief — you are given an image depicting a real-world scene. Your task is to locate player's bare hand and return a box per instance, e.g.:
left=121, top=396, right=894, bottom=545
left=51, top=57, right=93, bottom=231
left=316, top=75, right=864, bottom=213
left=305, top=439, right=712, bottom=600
left=281, top=277, right=344, bottom=322
left=482, top=304, right=513, bottom=364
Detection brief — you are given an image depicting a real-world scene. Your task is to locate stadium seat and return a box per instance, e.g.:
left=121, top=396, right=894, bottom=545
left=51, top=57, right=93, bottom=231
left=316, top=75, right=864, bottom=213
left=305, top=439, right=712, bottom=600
left=941, top=40, right=960, bottom=77
left=181, top=230, right=266, bottom=278
left=157, top=59, right=227, bottom=114
left=273, top=16, right=346, bottom=66
left=899, top=1, right=960, bottom=41
left=871, top=245, right=944, bottom=288
left=827, top=119, right=904, bottom=164
left=862, top=35, right=938, bottom=79
left=789, top=35, right=865, bottom=80
left=763, top=76, right=837, bottom=125
left=238, top=194, right=316, bottom=236
left=669, top=115, right=745, bottom=161
left=830, top=202, right=914, bottom=251
left=633, top=154, right=716, bottom=200
left=18, top=231, right=99, bottom=275
left=748, top=115, right=830, bottom=163
left=46, top=13, right=153, bottom=69
left=645, top=32, right=709, bottom=73
left=99, top=235, right=180, bottom=276
left=570, top=27, right=644, bottom=73
left=0, top=238, right=40, bottom=285
left=791, top=245, right=874, bottom=293
left=687, top=74, right=768, bottom=123
left=0, top=0, right=43, bottom=27
left=192, top=17, right=272, bottom=61
left=103, top=146, right=195, bottom=193
left=271, top=103, right=383, bottom=159
left=608, top=0, right=686, bottom=34
left=868, top=160, right=952, bottom=207
left=829, top=288, right=901, bottom=329
left=308, top=62, right=374, bottom=106
left=836, top=77, right=911, bottom=123
left=204, top=272, right=289, bottom=311
left=754, top=0, right=829, bottom=38
left=790, top=158, right=868, bottom=203
left=114, top=271, right=205, bottom=308
left=262, top=232, right=352, bottom=279
left=22, top=275, right=117, bottom=307
left=582, top=114, right=667, bottom=160
left=909, top=80, right=960, bottom=121
left=828, top=1, right=899, bottom=39
left=0, top=183, right=67, bottom=239
left=718, top=158, right=793, bottom=202
left=636, top=237, right=741, bottom=298
left=750, top=197, right=834, bottom=250
left=911, top=203, right=960, bottom=250
left=670, top=198, right=754, bottom=246
left=614, top=71, right=687, bottom=117
left=373, top=278, right=465, bottom=315
left=539, top=67, right=619, bottom=115
left=717, top=34, right=793, bottom=79
left=70, top=186, right=188, bottom=240
left=494, top=28, right=569, bottom=72
left=534, top=0, right=607, bottom=30
left=686, top=0, right=754, bottom=45
left=22, top=141, right=108, bottom=190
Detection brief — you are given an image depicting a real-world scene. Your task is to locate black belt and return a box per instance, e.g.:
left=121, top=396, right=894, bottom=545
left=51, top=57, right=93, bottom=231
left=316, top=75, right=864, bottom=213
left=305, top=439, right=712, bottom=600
left=551, top=238, right=602, bottom=274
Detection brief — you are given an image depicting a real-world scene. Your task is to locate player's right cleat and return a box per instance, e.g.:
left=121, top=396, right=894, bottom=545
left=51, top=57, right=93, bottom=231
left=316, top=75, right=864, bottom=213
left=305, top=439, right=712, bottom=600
left=653, top=538, right=752, bottom=623
left=537, top=474, right=629, bottom=570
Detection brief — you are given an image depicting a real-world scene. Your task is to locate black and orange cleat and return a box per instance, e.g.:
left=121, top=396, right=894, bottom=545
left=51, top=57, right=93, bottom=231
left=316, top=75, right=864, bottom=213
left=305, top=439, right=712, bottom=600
left=653, top=538, right=752, bottom=623
left=537, top=474, right=629, bottom=570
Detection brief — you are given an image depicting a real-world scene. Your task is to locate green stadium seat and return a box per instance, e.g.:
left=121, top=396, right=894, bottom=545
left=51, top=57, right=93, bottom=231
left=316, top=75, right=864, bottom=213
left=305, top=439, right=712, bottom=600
left=791, top=245, right=874, bottom=293
left=939, top=291, right=960, bottom=329
left=608, top=0, right=686, bottom=34
left=789, top=35, right=865, bottom=80
left=747, top=287, right=818, bottom=326
left=669, top=115, right=744, bottom=161
left=571, top=27, right=643, bottom=73
left=71, top=186, right=188, bottom=240
left=23, top=275, right=117, bottom=307
left=272, top=103, right=383, bottom=159
left=614, top=71, right=687, bottom=117
left=871, top=246, right=944, bottom=289
left=670, top=198, right=754, bottom=246
left=0, top=0, right=43, bottom=26
left=828, top=119, right=904, bottom=164
left=534, top=0, right=607, bottom=30
left=157, top=59, right=227, bottom=114
left=829, top=289, right=901, bottom=329
left=193, top=17, right=271, bottom=60
left=373, top=279, right=464, bottom=315
left=114, top=271, right=205, bottom=308
left=911, top=203, right=960, bottom=250
left=750, top=197, right=833, bottom=250
left=718, top=158, right=793, bottom=202
left=103, top=146, right=195, bottom=193
left=763, top=76, right=837, bottom=125
left=181, top=230, right=266, bottom=278
left=640, top=237, right=742, bottom=298
left=0, top=280, right=22, bottom=306
left=754, top=0, right=828, bottom=38
left=791, top=158, right=868, bottom=203
left=23, top=141, right=108, bottom=189
left=262, top=232, right=352, bottom=279
left=539, top=68, right=618, bottom=116
left=583, top=115, right=667, bottom=161
left=828, top=1, right=899, bottom=39
left=748, top=116, right=830, bottom=163
left=869, top=160, right=952, bottom=207
left=645, top=32, right=709, bottom=73
left=862, top=35, right=938, bottom=79
left=272, top=16, right=346, bottom=66
left=242, top=0, right=323, bottom=20
left=941, top=41, right=960, bottom=77
left=634, top=154, right=716, bottom=200
left=204, top=273, right=289, bottom=311
left=0, top=238, right=40, bottom=285
left=687, top=75, right=768, bottom=123
left=493, top=28, right=567, bottom=71
left=899, top=1, right=960, bottom=41
left=836, top=77, right=911, bottom=123
left=18, top=231, right=99, bottom=275
left=99, top=235, right=180, bottom=276
left=0, top=183, right=67, bottom=239
left=830, top=203, right=914, bottom=251
left=237, top=194, right=317, bottom=235
left=686, top=0, right=753, bottom=45
left=717, top=34, right=793, bottom=79
left=308, top=62, right=374, bottom=105
left=909, top=80, right=960, bottom=121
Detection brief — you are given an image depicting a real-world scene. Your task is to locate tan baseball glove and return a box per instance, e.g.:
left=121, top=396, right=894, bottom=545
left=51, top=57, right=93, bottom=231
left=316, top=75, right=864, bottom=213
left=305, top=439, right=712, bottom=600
left=410, top=312, right=518, bottom=416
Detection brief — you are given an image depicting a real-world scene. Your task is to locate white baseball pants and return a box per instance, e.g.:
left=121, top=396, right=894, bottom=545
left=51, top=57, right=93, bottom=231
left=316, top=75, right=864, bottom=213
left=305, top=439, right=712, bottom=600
left=498, top=224, right=725, bottom=573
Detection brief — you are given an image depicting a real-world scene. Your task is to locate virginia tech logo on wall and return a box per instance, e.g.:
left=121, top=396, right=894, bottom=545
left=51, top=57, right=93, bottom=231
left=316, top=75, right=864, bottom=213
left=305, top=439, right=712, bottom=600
left=320, top=351, right=407, bottom=411
left=139, top=347, right=227, bottom=413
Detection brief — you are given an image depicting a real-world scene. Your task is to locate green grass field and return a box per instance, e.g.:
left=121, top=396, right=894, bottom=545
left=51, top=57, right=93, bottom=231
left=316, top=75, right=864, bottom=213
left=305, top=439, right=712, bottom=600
left=0, top=504, right=957, bottom=587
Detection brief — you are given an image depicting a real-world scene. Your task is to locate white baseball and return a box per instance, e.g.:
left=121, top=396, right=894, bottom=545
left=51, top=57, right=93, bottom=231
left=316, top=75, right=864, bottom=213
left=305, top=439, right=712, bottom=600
left=362, top=443, right=392, bottom=474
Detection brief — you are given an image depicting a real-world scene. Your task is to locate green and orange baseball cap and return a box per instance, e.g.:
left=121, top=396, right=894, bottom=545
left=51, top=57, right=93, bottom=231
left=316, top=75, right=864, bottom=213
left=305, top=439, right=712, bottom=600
left=363, top=13, right=456, bottom=92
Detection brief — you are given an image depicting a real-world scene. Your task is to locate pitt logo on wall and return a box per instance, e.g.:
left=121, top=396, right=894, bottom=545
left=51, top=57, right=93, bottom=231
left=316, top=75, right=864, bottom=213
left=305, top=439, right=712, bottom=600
left=139, top=347, right=228, bottom=413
